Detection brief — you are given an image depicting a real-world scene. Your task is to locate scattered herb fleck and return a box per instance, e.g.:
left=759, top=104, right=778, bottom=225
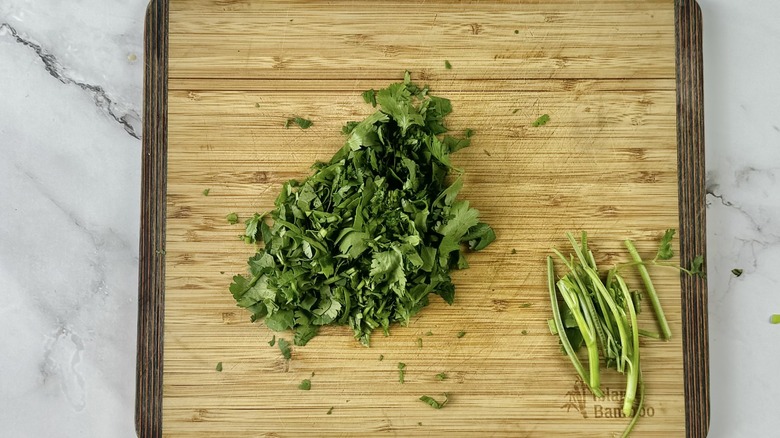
left=255, top=102, right=260, bottom=108
left=435, top=372, right=448, bottom=381
left=520, top=302, right=532, bottom=308
left=327, top=407, right=334, bottom=415
left=417, top=337, right=423, bottom=348
left=514, top=29, right=519, bottom=34
left=398, top=362, right=406, bottom=384
left=512, top=108, right=519, bottom=114
left=278, top=338, right=291, bottom=360
left=215, top=362, right=223, bottom=372
left=268, top=335, right=276, bottom=346
left=771, top=314, right=780, bottom=324
left=483, top=149, right=492, bottom=157
left=511, top=248, right=517, bottom=254
left=418, top=422, right=423, bottom=426
left=419, top=393, right=449, bottom=409
left=444, top=60, right=452, bottom=69
left=202, top=188, right=210, bottom=196
left=732, top=268, right=743, bottom=277
left=286, top=116, right=313, bottom=129
left=532, top=114, right=550, bottom=127
left=425, top=331, right=433, bottom=336
left=228, top=73, right=495, bottom=346
left=379, top=354, right=384, bottom=361
left=521, top=329, right=529, bottom=335
left=226, top=213, right=239, bottom=224
left=298, top=379, right=311, bottom=390
left=456, top=331, right=466, bottom=338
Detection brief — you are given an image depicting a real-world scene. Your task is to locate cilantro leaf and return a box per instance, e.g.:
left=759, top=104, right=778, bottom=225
left=419, top=393, right=449, bottom=409
left=435, top=372, right=447, bottom=381
left=444, top=60, right=452, bottom=70
left=298, top=379, right=311, bottom=390
left=215, top=362, right=223, bottom=372
left=690, top=255, right=706, bottom=278
left=656, top=229, right=676, bottom=260
left=771, top=314, right=780, bottom=324
left=226, top=213, right=239, bottom=224
left=731, top=268, right=743, bottom=277
left=202, top=188, right=210, bottom=196
left=398, top=362, right=406, bottom=384
left=362, top=89, right=377, bottom=107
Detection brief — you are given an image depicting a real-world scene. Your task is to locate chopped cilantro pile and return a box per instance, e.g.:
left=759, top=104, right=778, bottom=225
left=229, top=72, right=495, bottom=346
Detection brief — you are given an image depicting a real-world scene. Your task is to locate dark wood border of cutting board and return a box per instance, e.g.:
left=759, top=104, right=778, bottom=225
left=135, top=1, right=708, bottom=436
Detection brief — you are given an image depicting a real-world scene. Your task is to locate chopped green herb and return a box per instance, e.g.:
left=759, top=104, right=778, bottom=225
left=512, top=108, right=519, bottom=114
left=771, top=314, right=780, bottom=324
left=521, top=330, right=528, bottom=335
left=361, top=89, right=377, bottom=107
left=483, top=149, right=492, bottom=157
left=215, top=362, right=223, bottom=372
left=419, top=393, right=449, bottom=409
left=228, top=73, right=495, bottom=346
left=435, top=372, right=448, bottom=381
left=226, top=213, right=239, bottom=224
left=514, top=29, right=519, bottom=34
left=520, top=302, right=532, bottom=308
left=464, top=128, right=474, bottom=138
left=379, top=354, right=384, bottom=361
left=457, top=331, right=466, bottom=338
left=731, top=268, right=743, bottom=277
left=418, top=422, right=423, bottom=426
left=444, top=60, right=452, bottom=69
left=268, top=335, right=276, bottom=346
left=286, top=116, right=313, bottom=129
left=327, top=407, right=334, bottom=415
left=202, top=188, right=210, bottom=196
left=511, top=248, right=517, bottom=254
left=278, top=338, right=291, bottom=360
left=416, top=337, right=423, bottom=348
left=425, top=331, right=433, bottom=336
left=532, top=114, right=550, bottom=127
left=255, top=102, right=260, bottom=108
left=220, top=271, right=225, bottom=274
left=398, top=362, right=406, bottom=384
left=298, top=379, right=311, bottom=390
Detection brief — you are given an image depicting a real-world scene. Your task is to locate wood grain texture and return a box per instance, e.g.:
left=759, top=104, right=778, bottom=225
left=675, top=1, right=709, bottom=436
left=138, top=0, right=708, bottom=436
left=137, top=1, right=167, bottom=437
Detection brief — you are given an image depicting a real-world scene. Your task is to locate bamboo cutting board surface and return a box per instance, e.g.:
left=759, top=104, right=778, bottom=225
left=137, top=1, right=708, bottom=437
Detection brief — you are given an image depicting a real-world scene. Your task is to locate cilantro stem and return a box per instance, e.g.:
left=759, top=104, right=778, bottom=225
left=547, top=256, right=596, bottom=394
left=625, top=240, right=672, bottom=340
left=557, top=277, right=602, bottom=395
left=615, top=275, right=639, bottom=417
left=622, top=372, right=645, bottom=438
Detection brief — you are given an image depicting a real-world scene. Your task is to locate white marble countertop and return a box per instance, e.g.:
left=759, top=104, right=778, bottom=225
left=1, top=1, right=777, bottom=436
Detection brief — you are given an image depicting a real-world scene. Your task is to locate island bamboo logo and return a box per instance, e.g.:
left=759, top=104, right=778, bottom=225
left=562, top=378, right=589, bottom=418
left=561, top=378, right=656, bottom=419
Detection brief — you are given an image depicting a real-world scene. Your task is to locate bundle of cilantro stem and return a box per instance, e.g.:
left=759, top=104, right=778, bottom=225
left=230, top=72, right=495, bottom=347
left=548, top=230, right=701, bottom=437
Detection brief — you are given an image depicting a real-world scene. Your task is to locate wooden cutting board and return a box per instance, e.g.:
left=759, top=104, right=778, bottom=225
left=137, top=0, right=708, bottom=437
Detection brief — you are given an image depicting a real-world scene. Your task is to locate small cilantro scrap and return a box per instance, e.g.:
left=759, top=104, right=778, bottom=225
left=456, top=331, right=466, bottom=338
left=419, top=393, right=449, bottom=409
left=226, top=213, right=239, bottom=224
left=731, top=268, right=743, bottom=277
left=435, top=372, right=447, bottom=381
left=771, top=314, right=780, bottom=324
left=398, top=362, right=406, bottom=383
left=444, top=60, right=452, bottom=69
left=655, top=229, right=675, bottom=261
left=268, top=335, right=276, bottom=347
left=298, top=379, right=311, bottom=390
left=532, top=114, right=550, bottom=127
left=229, top=72, right=495, bottom=346
left=202, top=188, right=210, bottom=196
left=286, top=116, right=313, bottom=129
left=327, top=407, right=334, bottom=415
left=278, top=338, right=291, bottom=360
left=215, top=362, right=223, bottom=372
